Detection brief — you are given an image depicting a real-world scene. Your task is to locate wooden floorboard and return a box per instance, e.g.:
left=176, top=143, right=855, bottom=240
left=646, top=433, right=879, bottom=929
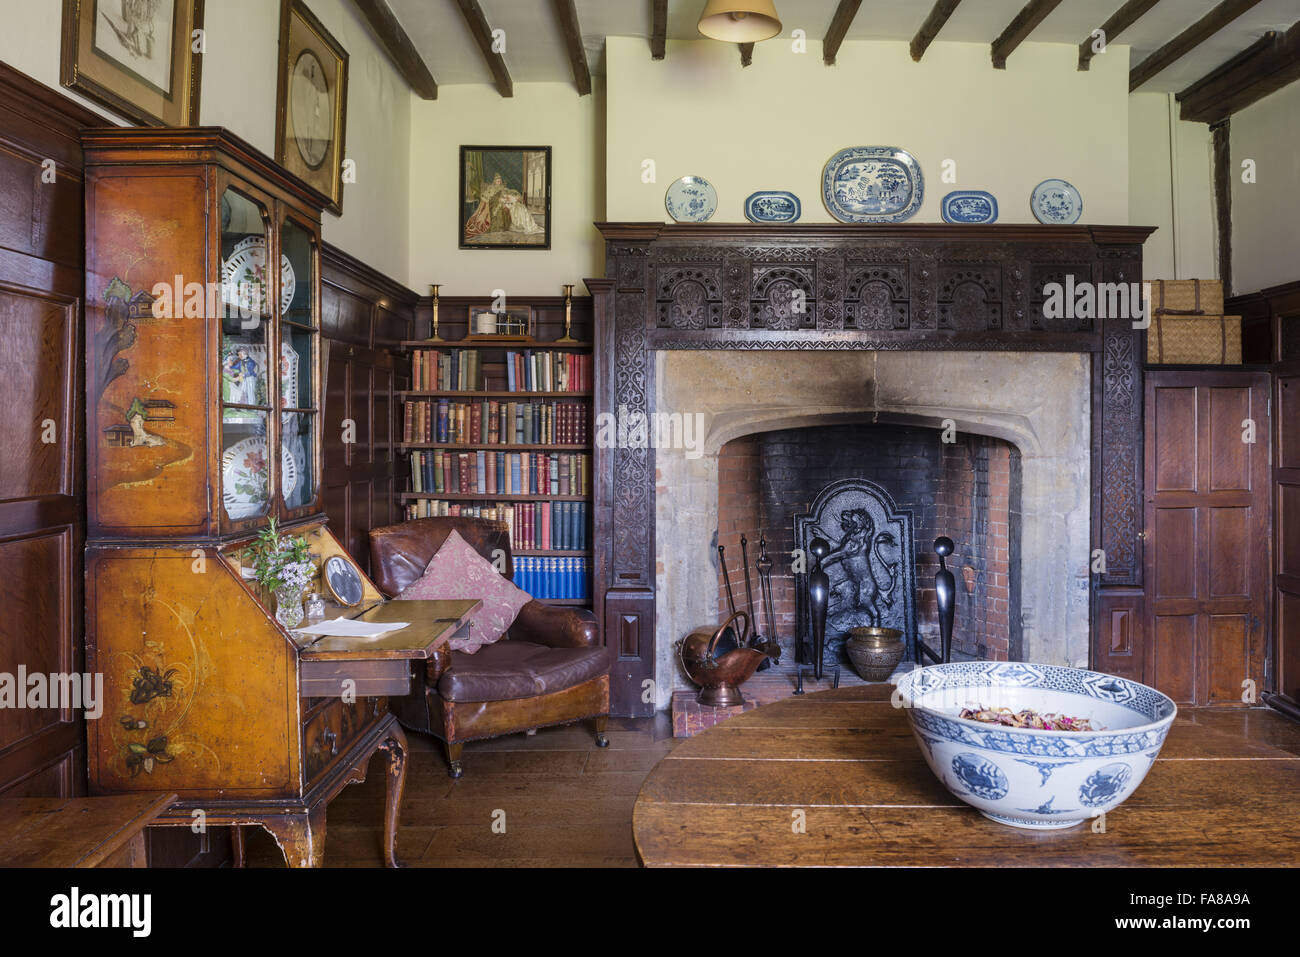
left=243, top=701, right=1300, bottom=868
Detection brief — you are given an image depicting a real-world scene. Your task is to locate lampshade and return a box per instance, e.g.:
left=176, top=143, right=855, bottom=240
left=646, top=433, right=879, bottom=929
left=697, top=0, right=782, bottom=42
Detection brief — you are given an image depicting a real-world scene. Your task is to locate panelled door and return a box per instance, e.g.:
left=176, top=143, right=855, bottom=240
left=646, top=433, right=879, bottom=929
left=1144, top=371, right=1271, bottom=706
left=1272, top=359, right=1300, bottom=707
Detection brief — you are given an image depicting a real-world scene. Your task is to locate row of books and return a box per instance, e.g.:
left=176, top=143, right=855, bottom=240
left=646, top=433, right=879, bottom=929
left=512, top=557, right=591, bottom=601
left=399, top=500, right=589, bottom=553
left=409, top=348, right=592, bottom=393
left=402, top=398, right=589, bottom=446
left=409, top=450, right=591, bottom=497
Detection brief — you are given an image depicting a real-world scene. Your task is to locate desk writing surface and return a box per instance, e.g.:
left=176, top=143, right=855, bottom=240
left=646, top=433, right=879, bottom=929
left=298, top=599, right=480, bottom=660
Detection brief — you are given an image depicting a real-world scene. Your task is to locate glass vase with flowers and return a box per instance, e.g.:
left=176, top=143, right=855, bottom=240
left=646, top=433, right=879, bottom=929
left=250, top=518, right=316, bottom=630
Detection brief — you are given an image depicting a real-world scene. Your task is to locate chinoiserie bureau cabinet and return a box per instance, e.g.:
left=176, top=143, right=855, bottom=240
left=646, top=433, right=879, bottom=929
left=80, top=128, right=437, bottom=867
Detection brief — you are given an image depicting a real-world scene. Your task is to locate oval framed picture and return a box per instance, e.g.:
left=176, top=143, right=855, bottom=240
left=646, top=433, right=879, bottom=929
left=323, top=555, right=364, bottom=607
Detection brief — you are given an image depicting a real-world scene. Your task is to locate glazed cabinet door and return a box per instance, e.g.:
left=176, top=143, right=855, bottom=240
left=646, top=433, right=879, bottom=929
left=276, top=212, right=322, bottom=520
left=217, top=178, right=278, bottom=536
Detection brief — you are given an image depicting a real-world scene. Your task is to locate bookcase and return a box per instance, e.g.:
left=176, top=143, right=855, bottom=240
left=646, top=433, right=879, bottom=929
left=400, top=295, right=595, bottom=605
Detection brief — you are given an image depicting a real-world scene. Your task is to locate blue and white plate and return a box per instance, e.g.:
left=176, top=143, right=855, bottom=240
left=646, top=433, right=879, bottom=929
left=940, top=190, right=999, bottom=224
left=822, top=146, right=924, bottom=223
left=665, top=176, right=718, bottom=223
left=744, top=190, right=801, bottom=224
left=1030, top=179, right=1083, bottom=224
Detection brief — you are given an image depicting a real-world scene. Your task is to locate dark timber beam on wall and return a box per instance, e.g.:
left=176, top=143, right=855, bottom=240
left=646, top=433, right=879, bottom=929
left=1130, top=0, right=1264, bottom=92
left=992, top=0, right=1065, bottom=69
left=910, top=0, right=964, bottom=62
left=551, top=0, right=592, bottom=95
left=452, top=0, right=513, bottom=97
left=740, top=42, right=754, bottom=66
left=1078, top=0, right=1163, bottom=71
left=1212, top=119, right=1233, bottom=299
left=1177, top=22, right=1300, bottom=122
left=651, top=0, right=667, bottom=59
left=351, top=0, right=438, bottom=99
left=823, top=0, right=864, bottom=65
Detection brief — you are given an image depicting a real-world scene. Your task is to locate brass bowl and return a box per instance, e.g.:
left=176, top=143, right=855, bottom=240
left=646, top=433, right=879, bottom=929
left=845, top=626, right=905, bottom=681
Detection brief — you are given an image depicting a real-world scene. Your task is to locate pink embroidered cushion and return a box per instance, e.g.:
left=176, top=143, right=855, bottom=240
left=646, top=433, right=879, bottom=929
left=395, top=529, right=531, bottom=654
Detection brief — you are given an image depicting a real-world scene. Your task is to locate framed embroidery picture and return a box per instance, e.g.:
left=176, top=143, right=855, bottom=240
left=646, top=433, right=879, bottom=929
left=275, top=0, right=348, bottom=214
left=459, top=146, right=552, bottom=250
left=60, top=0, right=205, bottom=127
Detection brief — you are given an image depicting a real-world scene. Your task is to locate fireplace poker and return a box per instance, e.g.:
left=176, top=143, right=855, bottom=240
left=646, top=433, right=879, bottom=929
left=740, top=535, right=772, bottom=671
left=740, top=535, right=756, bottom=626
left=755, top=535, right=780, bottom=664
left=718, top=544, right=738, bottom=617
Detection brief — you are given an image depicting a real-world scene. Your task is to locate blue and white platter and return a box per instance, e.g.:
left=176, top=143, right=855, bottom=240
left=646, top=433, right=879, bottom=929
left=665, top=176, right=718, bottom=223
left=940, top=190, right=999, bottom=224
left=744, top=190, right=801, bottom=224
left=1030, top=178, right=1083, bottom=224
left=822, top=146, right=923, bottom=223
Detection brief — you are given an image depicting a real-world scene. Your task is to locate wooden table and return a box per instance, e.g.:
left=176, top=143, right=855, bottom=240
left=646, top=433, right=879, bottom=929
left=633, top=685, right=1300, bottom=866
left=0, top=793, right=175, bottom=867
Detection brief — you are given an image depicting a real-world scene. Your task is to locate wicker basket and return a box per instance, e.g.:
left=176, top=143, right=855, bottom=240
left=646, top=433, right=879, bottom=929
left=1148, top=279, right=1224, bottom=318
left=1148, top=315, right=1242, bottom=364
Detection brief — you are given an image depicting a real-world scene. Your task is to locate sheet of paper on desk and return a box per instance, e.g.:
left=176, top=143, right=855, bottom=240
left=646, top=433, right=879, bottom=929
left=294, top=619, right=411, bottom=638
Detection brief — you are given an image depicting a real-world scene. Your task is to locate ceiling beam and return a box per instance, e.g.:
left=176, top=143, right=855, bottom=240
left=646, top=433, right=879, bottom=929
left=1130, top=0, right=1264, bottom=92
left=550, top=0, right=591, bottom=95
left=350, top=0, right=437, bottom=99
left=910, top=0, right=964, bottom=62
left=1177, top=22, right=1300, bottom=123
left=823, top=0, right=864, bottom=66
left=452, top=0, right=512, bottom=97
left=991, top=0, right=1065, bottom=69
left=1077, top=0, right=1163, bottom=71
left=740, top=42, right=754, bottom=67
left=651, top=0, right=667, bottom=60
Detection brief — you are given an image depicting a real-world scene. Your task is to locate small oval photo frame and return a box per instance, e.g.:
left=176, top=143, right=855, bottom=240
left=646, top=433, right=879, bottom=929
left=323, top=555, right=364, bottom=607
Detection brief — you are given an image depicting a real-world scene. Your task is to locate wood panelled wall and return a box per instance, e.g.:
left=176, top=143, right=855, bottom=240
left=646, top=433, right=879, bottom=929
left=321, top=245, right=417, bottom=573
left=0, top=63, right=100, bottom=797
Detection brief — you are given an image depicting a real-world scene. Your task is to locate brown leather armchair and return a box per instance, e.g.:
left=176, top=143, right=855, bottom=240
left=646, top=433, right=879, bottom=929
left=369, top=517, right=609, bottom=778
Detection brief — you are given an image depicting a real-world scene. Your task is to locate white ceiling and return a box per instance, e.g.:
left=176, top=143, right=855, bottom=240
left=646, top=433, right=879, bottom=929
left=386, top=0, right=1300, bottom=93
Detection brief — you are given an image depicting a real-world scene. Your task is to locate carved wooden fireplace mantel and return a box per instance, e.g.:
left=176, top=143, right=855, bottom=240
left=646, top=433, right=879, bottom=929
left=586, top=222, right=1156, bottom=716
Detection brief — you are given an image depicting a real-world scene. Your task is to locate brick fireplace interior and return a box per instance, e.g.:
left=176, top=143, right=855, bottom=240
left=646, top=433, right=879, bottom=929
left=715, top=423, right=1022, bottom=667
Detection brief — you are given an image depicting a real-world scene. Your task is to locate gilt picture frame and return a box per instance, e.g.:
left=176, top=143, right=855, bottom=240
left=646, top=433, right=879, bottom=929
left=459, top=146, right=552, bottom=250
left=275, top=0, right=348, bottom=215
left=60, top=0, right=205, bottom=127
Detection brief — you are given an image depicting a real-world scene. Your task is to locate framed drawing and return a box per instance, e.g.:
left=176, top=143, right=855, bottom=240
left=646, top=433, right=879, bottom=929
left=60, top=0, right=205, bottom=127
left=459, top=146, right=552, bottom=250
left=275, top=0, right=348, bottom=215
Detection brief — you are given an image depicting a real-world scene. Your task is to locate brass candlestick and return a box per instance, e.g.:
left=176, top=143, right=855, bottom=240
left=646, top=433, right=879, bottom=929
left=427, top=284, right=442, bottom=341
left=557, top=283, right=577, bottom=342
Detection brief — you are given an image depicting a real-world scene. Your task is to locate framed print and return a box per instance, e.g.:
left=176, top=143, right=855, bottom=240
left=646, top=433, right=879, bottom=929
left=275, top=0, right=348, bottom=214
left=468, top=305, right=532, bottom=341
left=60, top=0, right=204, bottom=127
left=460, top=146, right=552, bottom=250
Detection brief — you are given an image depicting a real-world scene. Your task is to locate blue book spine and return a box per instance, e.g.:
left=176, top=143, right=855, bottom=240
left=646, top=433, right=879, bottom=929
left=566, top=557, right=575, bottom=600
left=476, top=450, right=486, bottom=494
left=549, top=557, right=559, bottom=601
left=506, top=353, right=515, bottom=393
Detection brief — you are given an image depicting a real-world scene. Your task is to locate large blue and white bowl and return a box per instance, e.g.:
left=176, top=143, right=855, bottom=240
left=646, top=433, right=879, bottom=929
left=894, top=662, right=1176, bottom=829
